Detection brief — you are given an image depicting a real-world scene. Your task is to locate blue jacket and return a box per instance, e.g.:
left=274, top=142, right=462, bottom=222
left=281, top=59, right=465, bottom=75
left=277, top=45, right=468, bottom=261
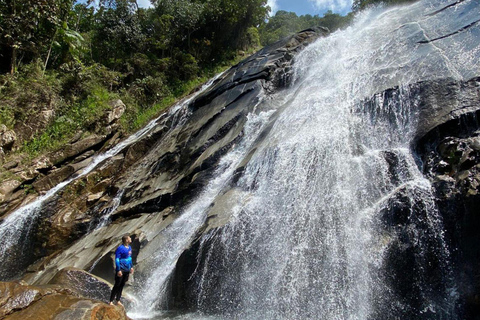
left=115, top=245, right=133, bottom=272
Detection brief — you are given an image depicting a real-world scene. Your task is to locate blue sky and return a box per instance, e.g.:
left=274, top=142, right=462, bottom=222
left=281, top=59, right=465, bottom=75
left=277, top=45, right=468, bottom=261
left=109, top=0, right=353, bottom=17
left=267, top=0, right=353, bottom=16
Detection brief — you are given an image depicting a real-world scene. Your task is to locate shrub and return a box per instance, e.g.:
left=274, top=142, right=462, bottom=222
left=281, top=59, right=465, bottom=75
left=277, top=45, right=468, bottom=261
left=128, top=74, right=171, bottom=107
left=170, top=51, right=199, bottom=82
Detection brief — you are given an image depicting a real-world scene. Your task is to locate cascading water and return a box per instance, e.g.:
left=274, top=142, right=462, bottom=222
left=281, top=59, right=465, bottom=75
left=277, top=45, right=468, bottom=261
left=131, top=0, right=478, bottom=319
left=0, top=73, right=223, bottom=281
left=128, top=104, right=275, bottom=319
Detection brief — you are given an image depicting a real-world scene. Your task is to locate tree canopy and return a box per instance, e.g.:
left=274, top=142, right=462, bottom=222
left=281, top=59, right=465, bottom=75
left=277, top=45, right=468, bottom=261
left=258, top=10, right=353, bottom=46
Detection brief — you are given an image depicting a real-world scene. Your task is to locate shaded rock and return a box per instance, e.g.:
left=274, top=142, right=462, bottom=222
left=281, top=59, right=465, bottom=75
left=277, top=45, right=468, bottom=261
left=49, top=267, right=113, bottom=303
left=0, top=180, right=21, bottom=201
left=73, top=149, right=96, bottom=164
left=33, top=165, right=75, bottom=193
left=48, top=134, right=108, bottom=166
left=99, top=132, right=122, bottom=154
left=2, top=159, right=19, bottom=170
left=107, top=100, right=126, bottom=124
left=414, top=77, right=480, bottom=143
left=0, top=127, right=16, bottom=151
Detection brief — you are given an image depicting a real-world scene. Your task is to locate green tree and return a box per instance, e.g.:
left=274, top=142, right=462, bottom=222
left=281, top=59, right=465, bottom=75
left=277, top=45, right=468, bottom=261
left=317, top=10, right=353, bottom=31
left=259, top=10, right=301, bottom=45
left=197, top=0, right=268, bottom=60
left=259, top=9, right=353, bottom=46
left=44, top=22, right=86, bottom=71
left=0, top=0, right=73, bottom=74
left=154, top=0, right=204, bottom=50
left=92, top=0, right=147, bottom=69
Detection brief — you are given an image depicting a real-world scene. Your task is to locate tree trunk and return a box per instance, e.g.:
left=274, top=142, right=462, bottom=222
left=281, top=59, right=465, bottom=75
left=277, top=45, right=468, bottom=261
left=10, top=47, right=16, bottom=75
left=43, top=30, right=58, bottom=77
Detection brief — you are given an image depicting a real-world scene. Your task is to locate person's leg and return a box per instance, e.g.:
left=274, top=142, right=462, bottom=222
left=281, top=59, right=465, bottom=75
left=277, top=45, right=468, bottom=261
left=115, top=272, right=130, bottom=303
left=110, top=274, right=123, bottom=303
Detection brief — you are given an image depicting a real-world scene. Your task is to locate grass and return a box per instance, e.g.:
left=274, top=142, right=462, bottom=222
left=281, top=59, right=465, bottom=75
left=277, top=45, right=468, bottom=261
left=21, top=85, right=117, bottom=157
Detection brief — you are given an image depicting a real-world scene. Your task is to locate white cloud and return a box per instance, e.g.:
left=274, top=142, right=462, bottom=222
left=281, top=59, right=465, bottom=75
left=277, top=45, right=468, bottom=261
left=137, top=0, right=153, bottom=9
left=267, top=0, right=279, bottom=16
left=308, top=0, right=353, bottom=12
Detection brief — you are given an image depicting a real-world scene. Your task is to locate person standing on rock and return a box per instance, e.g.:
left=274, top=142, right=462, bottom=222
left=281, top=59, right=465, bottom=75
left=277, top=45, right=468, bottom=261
left=109, top=235, right=134, bottom=306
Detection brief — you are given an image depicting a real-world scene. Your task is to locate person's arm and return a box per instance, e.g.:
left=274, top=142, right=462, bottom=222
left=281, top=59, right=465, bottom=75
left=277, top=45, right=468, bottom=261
left=115, top=247, right=122, bottom=276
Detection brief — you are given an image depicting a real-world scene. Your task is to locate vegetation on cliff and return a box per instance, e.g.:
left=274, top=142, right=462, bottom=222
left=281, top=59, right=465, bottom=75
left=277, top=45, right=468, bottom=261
left=0, top=0, right=269, bottom=159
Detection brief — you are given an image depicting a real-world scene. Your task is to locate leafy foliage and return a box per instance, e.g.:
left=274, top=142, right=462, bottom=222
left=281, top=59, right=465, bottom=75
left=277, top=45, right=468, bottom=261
left=0, top=0, right=74, bottom=74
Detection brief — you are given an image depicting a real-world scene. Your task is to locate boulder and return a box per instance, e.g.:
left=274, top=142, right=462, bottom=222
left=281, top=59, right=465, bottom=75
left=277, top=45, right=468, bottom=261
left=0, top=127, right=16, bottom=151
left=0, top=180, right=21, bottom=201
left=0, top=281, right=129, bottom=320
left=1, top=288, right=129, bottom=320
left=48, top=268, right=113, bottom=303
left=0, top=281, right=58, bottom=317
left=107, top=100, right=126, bottom=124
left=48, top=134, right=108, bottom=166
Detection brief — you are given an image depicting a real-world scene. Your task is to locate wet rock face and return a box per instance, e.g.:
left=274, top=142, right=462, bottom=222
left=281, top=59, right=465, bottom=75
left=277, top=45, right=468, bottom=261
left=413, top=79, right=480, bottom=318
left=352, top=76, right=480, bottom=318
left=114, top=28, right=328, bottom=220
left=49, top=267, right=113, bottom=303
left=416, top=138, right=480, bottom=318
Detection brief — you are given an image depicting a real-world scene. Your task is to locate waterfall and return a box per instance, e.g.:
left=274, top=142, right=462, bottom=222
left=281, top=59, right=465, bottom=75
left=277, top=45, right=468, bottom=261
left=0, top=73, right=223, bottom=281
left=128, top=103, right=276, bottom=319
left=132, top=0, right=477, bottom=319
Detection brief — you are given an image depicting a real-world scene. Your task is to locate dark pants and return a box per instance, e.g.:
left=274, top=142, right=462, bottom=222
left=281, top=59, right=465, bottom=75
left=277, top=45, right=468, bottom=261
left=110, top=271, right=130, bottom=302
